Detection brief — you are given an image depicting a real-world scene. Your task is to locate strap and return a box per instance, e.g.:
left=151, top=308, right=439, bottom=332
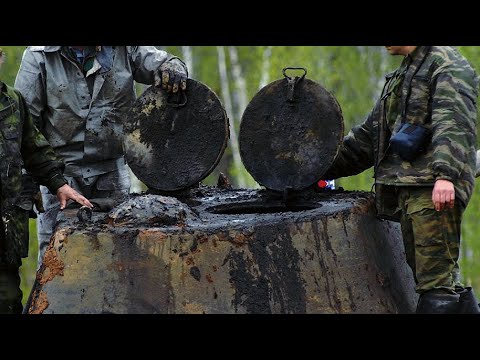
left=400, top=46, right=432, bottom=121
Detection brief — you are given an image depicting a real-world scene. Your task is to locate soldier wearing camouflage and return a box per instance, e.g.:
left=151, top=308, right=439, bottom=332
left=323, top=46, right=480, bottom=313
left=0, top=60, right=94, bottom=313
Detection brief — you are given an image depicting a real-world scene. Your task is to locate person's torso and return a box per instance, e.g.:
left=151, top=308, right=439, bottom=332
left=0, top=84, right=24, bottom=201
left=35, top=46, right=137, bottom=177
left=374, top=46, right=478, bottom=205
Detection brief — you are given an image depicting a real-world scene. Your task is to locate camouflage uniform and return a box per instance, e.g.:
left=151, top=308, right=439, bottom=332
left=15, top=46, right=188, bottom=265
left=324, top=46, right=478, bottom=297
left=0, top=81, right=67, bottom=314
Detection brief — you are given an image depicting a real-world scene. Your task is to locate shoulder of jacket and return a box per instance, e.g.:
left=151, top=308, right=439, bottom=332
left=126, top=46, right=139, bottom=54
left=28, top=46, right=45, bottom=52
left=428, top=46, right=462, bottom=68
left=28, top=46, right=61, bottom=52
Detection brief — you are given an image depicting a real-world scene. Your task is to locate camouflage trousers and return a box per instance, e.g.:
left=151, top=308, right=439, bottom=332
left=36, top=165, right=130, bottom=268
left=0, top=259, right=23, bottom=314
left=396, top=186, right=464, bottom=295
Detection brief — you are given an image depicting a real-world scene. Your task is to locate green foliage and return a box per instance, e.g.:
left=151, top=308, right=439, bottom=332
left=19, top=220, right=38, bottom=305
left=0, top=46, right=26, bottom=84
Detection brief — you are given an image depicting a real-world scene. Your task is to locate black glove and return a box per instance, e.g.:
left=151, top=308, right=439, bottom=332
left=21, top=171, right=44, bottom=218
left=155, top=57, right=188, bottom=94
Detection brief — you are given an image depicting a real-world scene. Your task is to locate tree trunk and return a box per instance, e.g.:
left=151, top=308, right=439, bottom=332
left=217, top=46, right=246, bottom=188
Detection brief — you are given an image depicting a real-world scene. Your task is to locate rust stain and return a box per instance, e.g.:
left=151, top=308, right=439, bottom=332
left=231, top=232, right=251, bottom=246
left=137, top=229, right=168, bottom=242
left=212, top=265, right=218, bottom=272
left=107, top=260, right=152, bottom=272
left=29, top=291, right=49, bottom=314
left=216, top=232, right=228, bottom=242
left=206, top=274, right=214, bottom=283
left=197, top=234, right=208, bottom=244
left=53, top=228, right=73, bottom=249
left=211, top=235, right=218, bottom=247
left=184, top=302, right=204, bottom=314
left=186, top=256, right=195, bottom=266
left=38, top=246, right=65, bottom=285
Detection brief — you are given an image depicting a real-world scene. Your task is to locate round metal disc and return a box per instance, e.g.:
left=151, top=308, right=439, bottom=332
left=240, top=77, right=344, bottom=192
left=124, top=79, right=229, bottom=191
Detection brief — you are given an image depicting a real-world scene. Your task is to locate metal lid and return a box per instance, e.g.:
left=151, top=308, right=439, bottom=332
left=239, top=68, right=344, bottom=192
left=124, top=79, right=229, bottom=191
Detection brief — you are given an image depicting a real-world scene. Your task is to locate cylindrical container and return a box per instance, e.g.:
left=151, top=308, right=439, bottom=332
left=26, top=189, right=417, bottom=314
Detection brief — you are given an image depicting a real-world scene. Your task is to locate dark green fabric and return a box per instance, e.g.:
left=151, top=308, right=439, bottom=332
left=325, top=46, right=479, bottom=211
left=0, top=81, right=67, bottom=264
left=0, top=261, right=22, bottom=314
left=323, top=47, right=478, bottom=294
left=397, top=186, right=464, bottom=294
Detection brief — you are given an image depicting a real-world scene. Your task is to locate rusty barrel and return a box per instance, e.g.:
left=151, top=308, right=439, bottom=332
left=26, top=188, right=417, bottom=314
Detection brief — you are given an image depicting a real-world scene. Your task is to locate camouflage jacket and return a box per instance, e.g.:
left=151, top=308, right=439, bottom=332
left=324, top=46, right=479, bottom=218
left=14, top=46, right=187, bottom=179
left=0, top=81, right=67, bottom=264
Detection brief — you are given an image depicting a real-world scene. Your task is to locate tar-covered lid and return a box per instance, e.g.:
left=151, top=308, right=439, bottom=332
left=123, top=79, right=229, bottom=191
left=239, top=68, right=344, bottom=192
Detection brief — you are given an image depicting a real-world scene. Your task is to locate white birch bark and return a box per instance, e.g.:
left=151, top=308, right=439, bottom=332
left=181, top=46, right=193, bottom=77
left=217, top=46, right=246, bottom=188
left=258, top=46, right=272, bottom=90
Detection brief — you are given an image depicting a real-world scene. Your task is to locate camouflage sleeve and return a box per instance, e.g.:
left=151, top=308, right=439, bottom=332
left=430, top=64, right=478, bottom=182
left=14, top=48, right=47, bottom=130
left=323, top=106, right=376, bottom=179
left=127, top=46, right=187, bottom=85
left=17, top=91, right=67, bottom=193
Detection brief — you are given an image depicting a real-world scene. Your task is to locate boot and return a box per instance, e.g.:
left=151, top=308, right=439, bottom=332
left=457, top=287, right=480, bottom=314
left=416, top=292, right=460, bottom=314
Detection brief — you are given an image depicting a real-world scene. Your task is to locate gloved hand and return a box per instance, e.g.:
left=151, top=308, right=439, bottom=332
left=21, top=171, right=43, bottom=218
left=155, top=57, right=188, bottom=94
left=33, top=190, right=45, bottom=213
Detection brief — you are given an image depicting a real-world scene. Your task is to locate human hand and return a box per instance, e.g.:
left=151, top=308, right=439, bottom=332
left=56, top=184, right=93, bottom=210
left=432, top=179, right=455, bottom=211
left=155, top=58, right=188, bottom=94
left=33, top=190, right=45, bottom=213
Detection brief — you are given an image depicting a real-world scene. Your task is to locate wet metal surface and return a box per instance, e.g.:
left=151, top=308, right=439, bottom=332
left=123, top=80, right=229, bottom=191
left=27, top=187, right=417, bottom=314
left=240, top=76, right=344, bottom=192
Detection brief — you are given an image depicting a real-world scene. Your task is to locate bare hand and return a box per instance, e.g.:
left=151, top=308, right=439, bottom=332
left=432, top=179, right=455, bottom=212
left=56, top=184, right=93, bottom=210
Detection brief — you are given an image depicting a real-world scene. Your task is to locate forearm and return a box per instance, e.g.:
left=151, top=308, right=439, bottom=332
left=129, top=46, right=186, bottom=85
left=323, top=123, right=375, bottom=179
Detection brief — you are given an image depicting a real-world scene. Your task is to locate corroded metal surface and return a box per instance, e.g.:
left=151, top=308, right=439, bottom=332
left=240, top=74, right=344, bottom=192
left=123, top=79, right=229, bottom=191
left=26, top=188, right=417, bottom=314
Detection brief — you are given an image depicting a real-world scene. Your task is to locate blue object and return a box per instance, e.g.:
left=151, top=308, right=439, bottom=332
left=389, top=123, right=430, bottom=161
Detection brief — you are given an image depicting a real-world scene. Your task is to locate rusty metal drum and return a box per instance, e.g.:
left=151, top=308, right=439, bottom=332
left=239, top=68, right=344, bottom=192
left=123, top=79, right=229, bottom=191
